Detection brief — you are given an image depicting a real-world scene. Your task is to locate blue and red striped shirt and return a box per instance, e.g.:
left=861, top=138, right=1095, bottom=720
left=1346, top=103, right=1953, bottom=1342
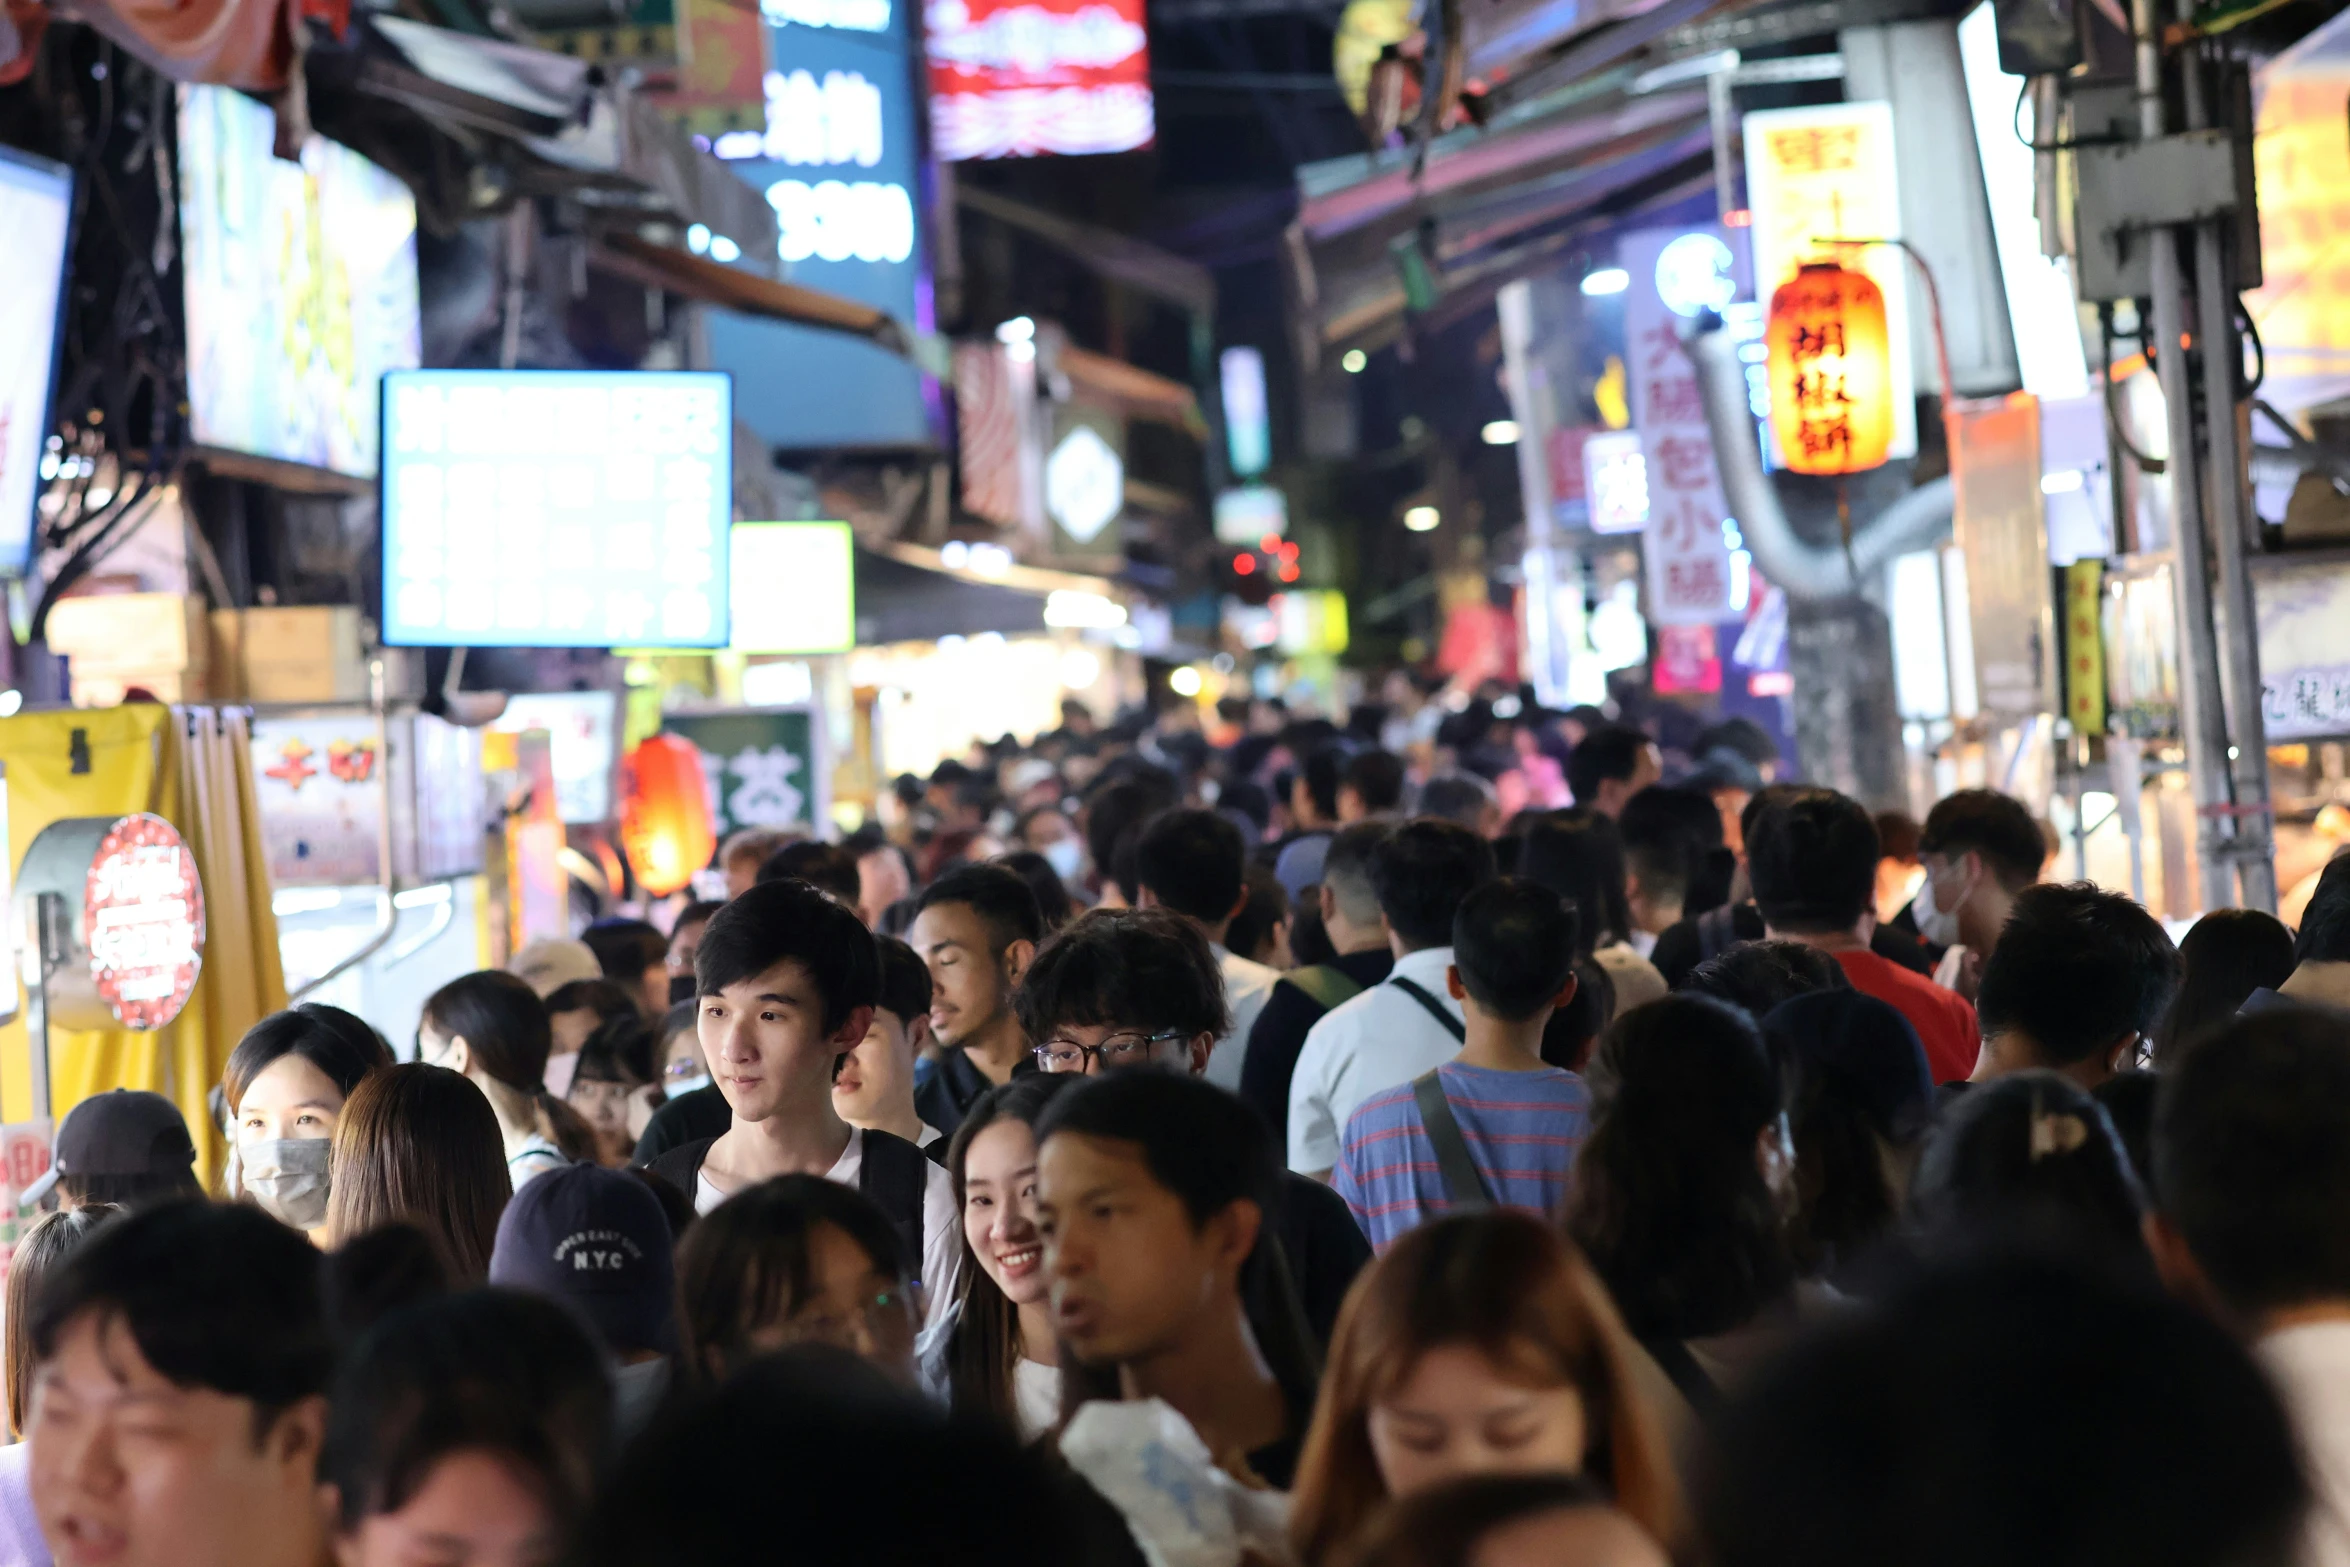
left=1333, top=1061, right=1591, bottom=1251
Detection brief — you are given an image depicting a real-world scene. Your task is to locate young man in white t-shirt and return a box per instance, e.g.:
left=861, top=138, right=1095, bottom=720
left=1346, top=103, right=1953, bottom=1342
left=646, top=879, right=962, bottom=1308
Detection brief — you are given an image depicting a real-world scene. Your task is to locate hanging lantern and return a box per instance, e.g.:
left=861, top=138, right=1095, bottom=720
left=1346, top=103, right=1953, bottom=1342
left=1765, top=260, right=1895, bottom=476
left=618, top=734, right=716, bottom=898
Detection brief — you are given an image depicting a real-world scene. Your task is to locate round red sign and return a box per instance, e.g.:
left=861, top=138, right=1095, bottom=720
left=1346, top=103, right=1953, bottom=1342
left=80, top=814, right=206, bottom=1030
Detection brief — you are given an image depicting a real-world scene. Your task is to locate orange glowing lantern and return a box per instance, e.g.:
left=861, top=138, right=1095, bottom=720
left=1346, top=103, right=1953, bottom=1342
left=618, top=734, right=716, bottom=897
left=1765, top=260, right=1895, bottom=476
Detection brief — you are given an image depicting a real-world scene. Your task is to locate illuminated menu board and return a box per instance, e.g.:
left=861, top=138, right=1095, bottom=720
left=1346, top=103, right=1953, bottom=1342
left=380, top=370, right=733, bottom=649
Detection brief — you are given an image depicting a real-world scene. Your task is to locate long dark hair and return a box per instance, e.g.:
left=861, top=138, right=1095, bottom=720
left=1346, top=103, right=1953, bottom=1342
left=1564, top=995, right=1795, bottom=1344
left=6, top=1205, right=120, bottom=1436
left=2154, top=907, right=2295, bottom=1061
left=1516, top=810, right=1632, bottom=955
left=943, top=1075, right=1076, bottom=1426
left=422, top=971, right=597, bottom=1164
left=326, top=1065, right=511, bottom=1283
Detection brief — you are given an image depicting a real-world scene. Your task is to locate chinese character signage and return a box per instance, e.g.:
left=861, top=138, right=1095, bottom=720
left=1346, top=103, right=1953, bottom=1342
left=705, top=0, right=932, bottom=447
left=1765, top=261, right=1895, bottom=475
left=1743, top=101, right=1917, bottom=463
left=1620, top=226, right=1743, bottom=627
left=2258, top=559, right=2350, bottom=740
left=663, top=708, right=829, bottom=837
left=928, top=0, right=1152, bottom=159
left=1580, top=429, right=1649, bottom=535
left=380, top=370, right=733, bottom=650
left=82, top=814, right=205, bottom=1031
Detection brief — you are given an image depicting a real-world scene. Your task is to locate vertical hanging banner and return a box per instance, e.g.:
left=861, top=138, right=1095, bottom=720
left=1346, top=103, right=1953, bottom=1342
left=926, top=0, right=1153, bottom=158
left=1743, top=101, right=1918, bottom=463
left=1621, top=226, right=1746, bottom=627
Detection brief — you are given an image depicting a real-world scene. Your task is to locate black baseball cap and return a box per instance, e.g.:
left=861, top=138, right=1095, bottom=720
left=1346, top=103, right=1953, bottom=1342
left=22, top=1089, right=199, bottom=1205
left=488, top=1163, right=678, bottom=1358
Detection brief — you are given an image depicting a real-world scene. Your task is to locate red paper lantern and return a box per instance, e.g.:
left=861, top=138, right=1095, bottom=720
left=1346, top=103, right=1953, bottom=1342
left=619, top=735, right=716, bottom=898
left=1765, top=260, right=1895, bottom=476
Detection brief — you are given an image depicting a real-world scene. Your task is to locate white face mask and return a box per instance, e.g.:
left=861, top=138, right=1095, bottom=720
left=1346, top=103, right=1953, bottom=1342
left=1041, top=837, right=1084, bottom=882
left=1912, top=858, right=1973, bottom=948
left=666, top=1072, right=713, bottom=1100
left=241, top=1137, right=333, bottom=1230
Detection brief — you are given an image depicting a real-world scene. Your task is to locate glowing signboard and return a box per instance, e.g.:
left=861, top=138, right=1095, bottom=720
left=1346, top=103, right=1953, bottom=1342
left=379, top=370, right=733, bottom=649
left=927, top=0, right=1153, bottom=158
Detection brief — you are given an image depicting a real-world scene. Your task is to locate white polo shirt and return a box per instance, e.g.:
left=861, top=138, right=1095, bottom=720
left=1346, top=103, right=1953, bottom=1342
left=1206, top=944, right=1283, bottom=1092
left=1287, top=945, right=1464, bottom=1173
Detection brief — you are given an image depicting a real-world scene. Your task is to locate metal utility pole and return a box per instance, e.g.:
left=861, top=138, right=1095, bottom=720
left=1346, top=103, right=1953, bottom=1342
left=2129, top=0, right=2276, bottom=911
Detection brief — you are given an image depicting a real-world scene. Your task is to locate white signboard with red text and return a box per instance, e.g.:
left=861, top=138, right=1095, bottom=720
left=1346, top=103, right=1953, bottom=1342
left=82, top=814, right=206, bottom=1030
left=1620, top=225, right=1744, bottom=627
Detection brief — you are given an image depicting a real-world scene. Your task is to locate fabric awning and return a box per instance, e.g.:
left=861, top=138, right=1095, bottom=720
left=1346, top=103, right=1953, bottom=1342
left=596, top=233, right=932, bottom=362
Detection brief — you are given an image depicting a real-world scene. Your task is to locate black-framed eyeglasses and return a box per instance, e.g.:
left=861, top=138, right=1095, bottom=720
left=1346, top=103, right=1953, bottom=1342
left=1033, top=1029, right=1186, bottom=1074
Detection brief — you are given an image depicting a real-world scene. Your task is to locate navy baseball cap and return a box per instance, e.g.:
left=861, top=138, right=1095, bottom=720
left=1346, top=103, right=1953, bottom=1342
left=488, top=1163, right=678, bottom=1358
left=21, top=1089, right=198, bottom=1205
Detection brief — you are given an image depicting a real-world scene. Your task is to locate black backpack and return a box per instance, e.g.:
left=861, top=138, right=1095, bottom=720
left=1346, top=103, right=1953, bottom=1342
left=647, top=1129, right=931, bottom=1285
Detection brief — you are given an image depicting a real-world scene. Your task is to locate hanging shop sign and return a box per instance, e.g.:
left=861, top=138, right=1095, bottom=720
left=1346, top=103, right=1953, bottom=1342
left=927, top=0, right=1152, bottom=159
left=1765, top=261, right=1896, bottom=475
left=1620, top=225, right=1745, bottom=627
left=706, top=0, right=932, bottom=448
left=16, top=814, right=204, bottom=1039
left=663, top=707, right=830, bottom=839
left=1742, top=101, right=1917, bottom=463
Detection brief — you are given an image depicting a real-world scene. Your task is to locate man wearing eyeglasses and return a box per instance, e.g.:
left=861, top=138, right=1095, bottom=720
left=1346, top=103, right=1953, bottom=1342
left=1012, top=907, right=1371, bottom=1345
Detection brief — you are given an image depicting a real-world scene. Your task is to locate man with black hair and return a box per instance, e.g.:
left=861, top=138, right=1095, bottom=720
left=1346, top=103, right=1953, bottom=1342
left=2249, top=853, right=2350, bottom=1013
left=1749, top=788, right=1979, bottom=1084
left=1416, top=772, right=1502, bottom=838
left=1911, top=788, right=2049, bottom=992
left=1566, top=725, right=1661, bottom=819
left=1240, top=822, right=1396, bottom=1136
left=1083, top=775, right=1180, bottom=908
left=583, top=918, right=672, bottom=1021
left=908, top=863, right=1044, bottom=1138
left=835, top=934, right=943, bottom=1151
left=1133, top=809, right=1280, bottom=1089
left=1035, top=1072, right=1317, bottom=1492
left=1289, top=820, right=1497, bottom=1177
left=1014, top=908, right=1371, bottom=1345
left=1334, top=878, right=1590, bottom=1250
left=1338, top=749, right=1406, bottom=822
left=758, top=840, right=866, bottom=911
left=1273, top=745, right=1352, bottom=900
left=26, top=1200, right=334, bottom=1567
left=646, top=880, right=962, bottom=1305
left=1617, top=784, right=1724, bottom=956
left=2150, top=1009, right=2350, bottom=1567
left=1970, top=881, right=2179, bottom=1090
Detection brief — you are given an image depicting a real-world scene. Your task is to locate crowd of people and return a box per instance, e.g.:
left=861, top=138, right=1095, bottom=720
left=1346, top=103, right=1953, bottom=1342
left=8, top=690, right=2350, bottom=1567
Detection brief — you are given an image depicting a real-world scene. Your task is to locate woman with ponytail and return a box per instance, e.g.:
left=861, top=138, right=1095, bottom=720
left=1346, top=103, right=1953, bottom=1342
left=418, top=971, right=598, bottom=1189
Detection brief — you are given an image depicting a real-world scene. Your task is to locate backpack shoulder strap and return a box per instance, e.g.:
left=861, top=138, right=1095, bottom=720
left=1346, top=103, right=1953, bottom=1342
left=1388, top=976, right=1467, bottom=1043
left=1641, top=1333, right=1723, bottom=1416
left=858, top=1130, right=930, bottom=1285
left=1284, top=964, right=1365, bottom=1014
left=645, top=1138, right=715, bottom=1199
left=1411, top=1070, right=1493, bottom=1212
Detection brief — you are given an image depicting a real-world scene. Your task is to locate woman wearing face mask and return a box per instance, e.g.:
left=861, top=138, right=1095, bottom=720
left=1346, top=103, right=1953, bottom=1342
left=1288, top=1212, right=1681, bottom=1567
left=418, top=971, right=598, bottom=1188
left=926, top=1075, right=1075, bottom=1437
left=223, top=1005, right=396, bottom=1237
